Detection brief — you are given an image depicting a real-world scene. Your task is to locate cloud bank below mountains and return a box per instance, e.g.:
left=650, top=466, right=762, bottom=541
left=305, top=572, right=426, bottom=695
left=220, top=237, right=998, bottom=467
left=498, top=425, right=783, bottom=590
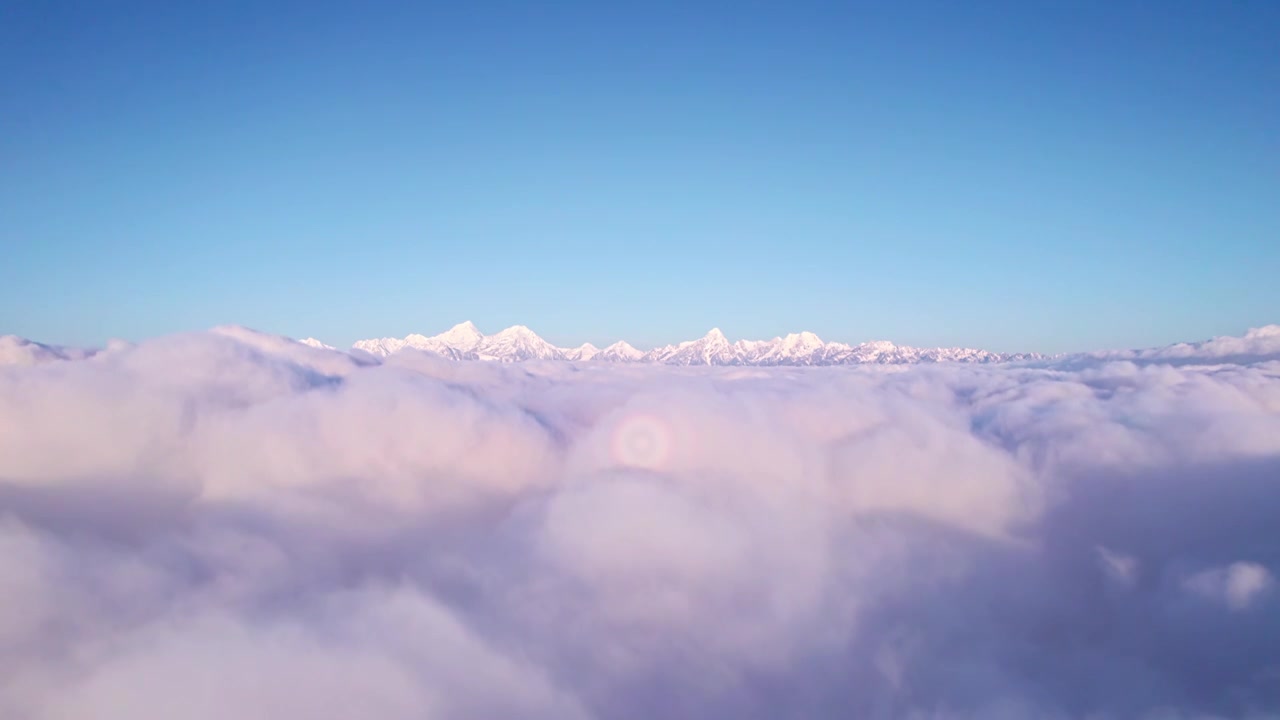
left=2, top=326, right=1280, bottom=718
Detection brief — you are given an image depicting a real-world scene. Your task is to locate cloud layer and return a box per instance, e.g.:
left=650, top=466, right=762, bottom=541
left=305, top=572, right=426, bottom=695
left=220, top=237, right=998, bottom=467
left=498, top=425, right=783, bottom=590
left=2, top=328, right=1279, bottom=719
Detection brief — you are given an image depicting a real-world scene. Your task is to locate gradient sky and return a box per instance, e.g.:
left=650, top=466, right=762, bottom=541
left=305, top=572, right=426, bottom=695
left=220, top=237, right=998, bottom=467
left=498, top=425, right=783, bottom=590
left=2, top=0, right=1277, bottom=353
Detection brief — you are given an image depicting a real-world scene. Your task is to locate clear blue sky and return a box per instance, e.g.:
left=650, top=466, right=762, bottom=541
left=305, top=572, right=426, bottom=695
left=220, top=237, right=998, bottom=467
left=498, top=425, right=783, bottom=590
left=2, top=0, right=1277, bottom=353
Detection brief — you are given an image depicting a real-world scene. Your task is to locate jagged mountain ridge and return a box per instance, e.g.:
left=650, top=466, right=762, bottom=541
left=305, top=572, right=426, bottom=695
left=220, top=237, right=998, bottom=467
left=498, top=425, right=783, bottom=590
left=8, top=324, right=1280, bottom=369
left=349, top=323, right=1043, bottom=365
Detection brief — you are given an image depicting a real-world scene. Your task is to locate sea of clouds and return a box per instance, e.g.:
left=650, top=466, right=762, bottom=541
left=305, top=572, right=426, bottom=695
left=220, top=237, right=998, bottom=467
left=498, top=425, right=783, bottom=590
left=2, top=325, right=1279, bottom=719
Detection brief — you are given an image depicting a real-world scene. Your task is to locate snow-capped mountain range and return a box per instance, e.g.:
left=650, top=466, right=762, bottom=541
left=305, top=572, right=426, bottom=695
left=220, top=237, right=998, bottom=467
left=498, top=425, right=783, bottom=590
left=348, top=322, right=1043, bottom=365
left=5, top=323, right=1280, bottom=369
left=352, top=322, right=570, bottom=362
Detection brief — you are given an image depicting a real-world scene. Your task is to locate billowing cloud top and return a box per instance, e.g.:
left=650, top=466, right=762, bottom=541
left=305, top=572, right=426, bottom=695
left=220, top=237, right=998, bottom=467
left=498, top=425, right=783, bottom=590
left=1, top=325, right=1279, bottom=718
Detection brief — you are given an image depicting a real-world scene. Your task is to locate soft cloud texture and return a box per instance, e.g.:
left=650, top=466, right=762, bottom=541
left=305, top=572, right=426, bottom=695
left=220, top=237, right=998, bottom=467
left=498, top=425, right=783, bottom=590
left=2, top=327, right=1279, bottom=719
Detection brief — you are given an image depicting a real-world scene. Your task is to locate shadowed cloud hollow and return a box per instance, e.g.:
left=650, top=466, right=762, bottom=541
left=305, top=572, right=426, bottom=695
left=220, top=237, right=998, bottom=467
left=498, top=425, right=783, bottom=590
left=1, top=327, right=1279, bottom=719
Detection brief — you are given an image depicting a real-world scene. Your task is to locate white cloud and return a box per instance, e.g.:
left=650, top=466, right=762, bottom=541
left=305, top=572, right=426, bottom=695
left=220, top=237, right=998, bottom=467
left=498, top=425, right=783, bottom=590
left=2, top=327, right=1280, bottom=718
left=1097, top=545, right=1139, bottom=587
left=1184, top=562, right=1274, bottom=611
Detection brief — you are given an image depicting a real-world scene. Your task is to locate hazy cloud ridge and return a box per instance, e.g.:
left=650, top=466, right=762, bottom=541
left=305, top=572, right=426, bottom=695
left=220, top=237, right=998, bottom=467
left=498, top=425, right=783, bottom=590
left=1, top=326, right=1279, bottom=719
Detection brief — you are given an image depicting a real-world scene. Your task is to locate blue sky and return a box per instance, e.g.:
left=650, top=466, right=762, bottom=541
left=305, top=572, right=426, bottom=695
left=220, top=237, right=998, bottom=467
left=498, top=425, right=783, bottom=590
left=2, top=0, right=1277, bottom=353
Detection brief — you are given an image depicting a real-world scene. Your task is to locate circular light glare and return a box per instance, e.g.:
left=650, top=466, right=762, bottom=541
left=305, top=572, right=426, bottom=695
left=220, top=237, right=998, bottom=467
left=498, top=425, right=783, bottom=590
left=610, top=413, right=672, bottom=470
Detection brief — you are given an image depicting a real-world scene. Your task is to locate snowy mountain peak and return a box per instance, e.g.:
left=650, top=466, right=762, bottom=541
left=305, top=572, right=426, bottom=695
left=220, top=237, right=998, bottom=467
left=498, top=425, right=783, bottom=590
left=493, top=324, right=537, bottom=338
left=565, top=343, right=600, bottom=361
left=598, top=341, right=644, bottom=362
left=780, top=331, right=824, bottom=349
left=475, top=325, right=562, bottom=362
left=860, top=340, right=898, bottom=352
left=754, top=331, right=827, bottom=365
left=653, top=327, right=739, bottom=365
left=352, top=322, right=485, bottom=358
left=433, top=321, right=485, bottom=350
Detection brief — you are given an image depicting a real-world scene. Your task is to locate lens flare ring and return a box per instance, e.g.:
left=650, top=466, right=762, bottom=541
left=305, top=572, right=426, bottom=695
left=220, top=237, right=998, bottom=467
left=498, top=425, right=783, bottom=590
left=610, top=413, right=672, bottom=470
